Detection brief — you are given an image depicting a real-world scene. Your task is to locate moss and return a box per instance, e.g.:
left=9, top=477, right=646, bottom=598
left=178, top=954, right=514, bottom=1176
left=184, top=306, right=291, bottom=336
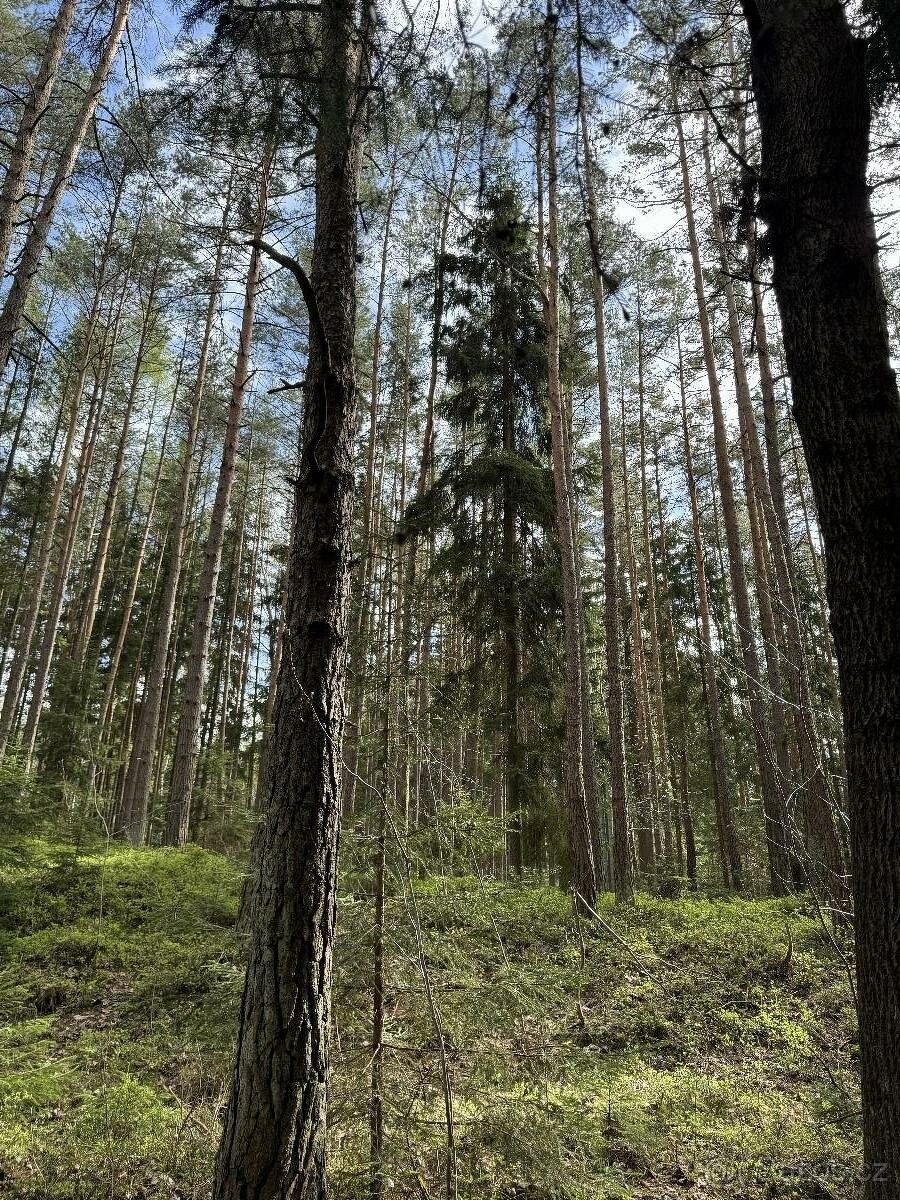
left=0, top=839, right=862, bottom=1199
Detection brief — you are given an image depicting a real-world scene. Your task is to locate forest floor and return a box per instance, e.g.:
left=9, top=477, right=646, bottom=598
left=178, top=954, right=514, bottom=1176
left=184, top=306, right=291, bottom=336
left=0, top=836, right=861, bottom=1200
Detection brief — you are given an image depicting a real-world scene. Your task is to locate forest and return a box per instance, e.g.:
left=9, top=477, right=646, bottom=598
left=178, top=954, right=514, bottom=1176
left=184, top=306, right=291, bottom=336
left=0, top=0, right=898, bottom=1196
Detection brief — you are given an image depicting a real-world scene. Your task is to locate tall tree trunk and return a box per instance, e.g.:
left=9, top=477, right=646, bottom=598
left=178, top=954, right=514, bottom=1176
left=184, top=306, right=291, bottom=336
left=20, top=362, right=110, bottom=765
left=231, top=460, right=267, bottom=776
left=636, top=298, right=675, bottom=867
left=217, top=443, right=253, bottom=801
left=673, top=78, right=786, bottom=894
left=341, top=156, right=399, bottom=815
left=577, top=96, right=632, bottom=901
left=110, top=186, right=232, bottom=826
left=74, top=255, right=162, bottom=668
left=0, top=177, right=127, bottom=754
left=677, top=332, right=739, bottom=890
left=0, top=384, right=82, bottom=752
left=501, top=356, right=523, bottom=874
left=212, top=2, right=366, bottom=1193
left=98, top=369, right=180, bottom=738
left=748, top=218, right=847, bottom=892
left=620, top=379, right=658, bottom=877
left=538, top=9, right=597, bottom=912
left=742, top=1, right=900, bottom=1185
left=166, top=146, right=273, bottom=846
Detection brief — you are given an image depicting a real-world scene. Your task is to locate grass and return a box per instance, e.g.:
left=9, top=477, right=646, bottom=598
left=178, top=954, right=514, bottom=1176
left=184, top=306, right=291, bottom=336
left=0, top=835, right=862, bottom=1199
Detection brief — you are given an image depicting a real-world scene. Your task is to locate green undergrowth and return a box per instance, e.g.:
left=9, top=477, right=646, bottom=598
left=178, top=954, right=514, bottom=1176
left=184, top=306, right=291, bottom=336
left=0, top=838, right=861, bottom=1199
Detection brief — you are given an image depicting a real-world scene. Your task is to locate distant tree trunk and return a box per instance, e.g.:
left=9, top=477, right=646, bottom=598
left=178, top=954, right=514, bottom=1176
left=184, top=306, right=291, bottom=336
left=341, top=156, right=398, bottom=817
left=748, top=220, right=847, bottom=893
left=677, top=332, right=739, bottom=890
left=704, top=137, right=847, bottom=899
left=0, top=0, right=78, bottom=279
left=357, top=157, right=397, bottom=632
left=255, top=569, right=287, bottom=810
left=388, top=127, right=463, bottom=830
left=577, top=97, right=632, bottom=901
left=0, top=385, right=82, bottom=753
left=620, top=379, right=658, bottom=877
left=369, top=532, right=398, bottom=1200
left=211, top=1, right=366, bottom=1193
left=0, top=364, right=30, bottom=515
left=74, top=254, right=162, bottom=668
left=561, top=394, right=606, bottom=886
left=636, top=298, right=675, bottom=867
left=20, top=361, right=110, bottom=765
left=538, top=9, right=597, bottom=912
left=369, top=788, right=386, bottom=1200
left=501, top=356, right=523, bottom=874
left=116, top=268, right=226, bottom=842
left=165, top=145, right=272, bottom=846
left=231, top=460, right=267, bottom=778
left=673, top=79, right=785, bottom=894
left=0, top=0, right=133, bottom=368
left=651, top=421, right=692, bottom=881
left=218, top=443, right=253, bottom=777
left=98, top=363, right=181, bottom=738
left=742, top=0, right=900, bottom=1186
left=0, top=178, right=130, bottom=756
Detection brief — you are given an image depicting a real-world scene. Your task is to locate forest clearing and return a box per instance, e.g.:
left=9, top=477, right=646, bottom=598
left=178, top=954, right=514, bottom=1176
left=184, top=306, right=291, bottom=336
left=0, top=0, right=897, bottom=1197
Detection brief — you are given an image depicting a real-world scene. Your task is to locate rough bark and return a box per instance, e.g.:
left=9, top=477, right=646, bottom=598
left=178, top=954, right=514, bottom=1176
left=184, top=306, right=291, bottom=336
left=211, top=1, right=366, bottom=1193
left=742, top=1, right=900, bottom=1188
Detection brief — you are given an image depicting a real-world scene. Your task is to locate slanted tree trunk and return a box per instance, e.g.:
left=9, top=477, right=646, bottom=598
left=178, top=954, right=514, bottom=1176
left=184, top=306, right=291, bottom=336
left=0, top=0, right=78, bottom=278
left=0, top=0, right=133, bottom=368
left=211, top=1, right=366, bottom=1193
left=742, top=1, right=900, bottom=1186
